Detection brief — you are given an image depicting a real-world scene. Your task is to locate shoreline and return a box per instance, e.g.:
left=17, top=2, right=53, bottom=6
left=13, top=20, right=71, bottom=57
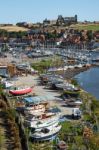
left=55, top=66, right=90, bottom=79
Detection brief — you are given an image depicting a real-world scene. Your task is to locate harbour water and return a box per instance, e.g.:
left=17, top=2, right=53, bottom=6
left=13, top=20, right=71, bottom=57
left=75, top=67, right=99, bottom=99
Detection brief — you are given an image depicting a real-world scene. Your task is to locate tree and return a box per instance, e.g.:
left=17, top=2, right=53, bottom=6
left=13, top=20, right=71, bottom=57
left=87, top=30, right=93, bottom=41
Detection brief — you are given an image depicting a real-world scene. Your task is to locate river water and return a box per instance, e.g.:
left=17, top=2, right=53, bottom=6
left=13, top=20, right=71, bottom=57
left=75, top=67, right=99, bottom=99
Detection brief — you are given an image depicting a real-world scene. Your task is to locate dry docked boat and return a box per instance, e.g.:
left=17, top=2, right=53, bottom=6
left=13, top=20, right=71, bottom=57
left=29, top=119, right=59, bottom=130
left=9, top=87, right=32, bottom=96
left=25, top=113, right=60, bottom=128
left=16, top=101, right=25, bottom=110
left=24, top=103, right=46, bottom=115
left=66, top=100, right=82, bottom=107
left=25, top=112, right=59, bottom=121
left=16, top=101, right=48, bottom=114
left=57, top=141, right=67, bottom=150
left=29, top=124, right=61, bottom=141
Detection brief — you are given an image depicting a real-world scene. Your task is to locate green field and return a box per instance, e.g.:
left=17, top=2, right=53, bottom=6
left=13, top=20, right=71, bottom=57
left=71, top=24, right=99, bottom=31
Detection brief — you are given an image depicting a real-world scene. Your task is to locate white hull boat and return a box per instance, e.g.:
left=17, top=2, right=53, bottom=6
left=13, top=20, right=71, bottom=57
left=30, top=121, right=59, bottom=131
left=24, top=104, right=45, bottom=115
left=25, top=112, right=59, bottom=121
left=25, top=115, right=59, bottom=129
left=29, top=125, right=61, bottom=141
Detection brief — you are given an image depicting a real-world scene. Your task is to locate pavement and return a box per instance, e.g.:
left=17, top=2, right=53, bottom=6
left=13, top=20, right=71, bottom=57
left=11, top=74, right=73, bottom=116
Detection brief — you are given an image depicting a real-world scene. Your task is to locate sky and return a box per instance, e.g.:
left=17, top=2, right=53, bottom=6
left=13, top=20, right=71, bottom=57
left=0, top=0, right=99, bottom=24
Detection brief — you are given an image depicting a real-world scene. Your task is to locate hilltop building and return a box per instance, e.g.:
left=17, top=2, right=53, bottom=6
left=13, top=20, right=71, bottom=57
left=0, top=24, right=13, bottom=27
left=16, top=22, right=28, bottom=27
left=43, top=15, right=77, bottom=27
left=57, top=15, right=77, bottom=25
left=43, top=19, right=50, bottom=27
left=16, top=15, right=78, bottom=28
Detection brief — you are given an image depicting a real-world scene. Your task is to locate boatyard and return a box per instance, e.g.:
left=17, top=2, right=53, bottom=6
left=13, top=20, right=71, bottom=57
left=6, top=74, right=74, bottom=115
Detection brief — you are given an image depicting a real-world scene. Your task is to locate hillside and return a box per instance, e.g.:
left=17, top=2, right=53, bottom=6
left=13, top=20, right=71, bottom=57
left=70, top=23, right=99, bottom=31
left=0, top=23, right=99, bottom=33
left=0, top=25, right=29, bottom=32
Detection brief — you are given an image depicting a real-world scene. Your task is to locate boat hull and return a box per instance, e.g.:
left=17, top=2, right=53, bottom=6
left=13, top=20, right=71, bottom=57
left=30, top=132, right=58, bottom=141
left=30, top=126, right=61, bottom=141
left=24, top=105, right=45, bottom=115
left=9, top=87, right=32, bottom=96
left=29, top=119, right=59, bottom=129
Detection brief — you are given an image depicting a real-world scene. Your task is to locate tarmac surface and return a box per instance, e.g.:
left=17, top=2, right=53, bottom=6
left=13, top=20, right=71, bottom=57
left=11, top=74, right=73, bottom=116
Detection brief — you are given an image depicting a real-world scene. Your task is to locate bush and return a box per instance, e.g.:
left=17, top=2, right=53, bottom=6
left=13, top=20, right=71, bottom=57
left=63, top=90, right=80, bottom=97
left=71, top=79, right=78, bottom=86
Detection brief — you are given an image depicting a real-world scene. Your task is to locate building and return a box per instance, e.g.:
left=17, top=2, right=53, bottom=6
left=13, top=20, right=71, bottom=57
left=0, top=66, right=8, bottom=78
left=50, top=20, right=57, bottom=26
left=94, top=31, right=99, bottom=39
left=8, top=64, right=16, bottom=77
left=16, top=22, right=28, bottom=27
left=43, top=19, right=50, bottom=27
left=57, top=15, right=64, bottom=25
left=43, top=18, right=57, bottom=26
left=57, top=15, right=77, bottom=25
left=0, top=24, right=13, bottom=27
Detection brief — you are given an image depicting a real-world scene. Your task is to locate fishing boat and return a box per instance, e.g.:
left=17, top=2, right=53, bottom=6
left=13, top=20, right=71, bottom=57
left=24, top=103, right=45, bottom=115
left=66, top=100, right=82, bottom=107
left=30, top=120, right=59, bottom=131
left=9, top=87, right=32, bottom=96
left=25, top=112, right=57, bottom=121
left=25, top=113, right=59, bottom=128
left=55, top=82, right=78, bottom=91
left=92, top=57, right=99, bottom=62
left=55, top=83, right=67, bottom=90
left=29, top=124, right=61, bottom=141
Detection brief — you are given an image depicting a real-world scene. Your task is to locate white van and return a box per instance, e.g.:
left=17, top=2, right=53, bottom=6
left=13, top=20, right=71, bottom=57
left=72, top=108, right=81, bottom=119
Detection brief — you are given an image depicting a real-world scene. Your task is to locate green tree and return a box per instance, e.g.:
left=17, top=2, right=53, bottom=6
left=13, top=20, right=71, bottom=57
left=87, top=30, right=93, bottom=41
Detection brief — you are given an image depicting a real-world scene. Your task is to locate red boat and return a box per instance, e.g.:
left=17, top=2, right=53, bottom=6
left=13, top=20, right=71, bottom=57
left=9, top=87, right=32, bottom=96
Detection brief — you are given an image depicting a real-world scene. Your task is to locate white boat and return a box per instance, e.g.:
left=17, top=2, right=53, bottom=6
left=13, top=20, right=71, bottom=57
left=25, top=113, right=59, bottom=128
left=55, top=83, right=66, bottom=90
left=24, top=104, right=45, bottom=115
left=67, top=100, right=82, bottom=107
left=55, top=82, right=76, bottom=91
left=3, top=81, right=13, bottom=88
left=30, top=121, right=59, bottom=131
left=29, top=125, right=61, bottom=141
left=74, top=100, right=82, bottom=105
left=25, top=112, right=58, bottom=122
